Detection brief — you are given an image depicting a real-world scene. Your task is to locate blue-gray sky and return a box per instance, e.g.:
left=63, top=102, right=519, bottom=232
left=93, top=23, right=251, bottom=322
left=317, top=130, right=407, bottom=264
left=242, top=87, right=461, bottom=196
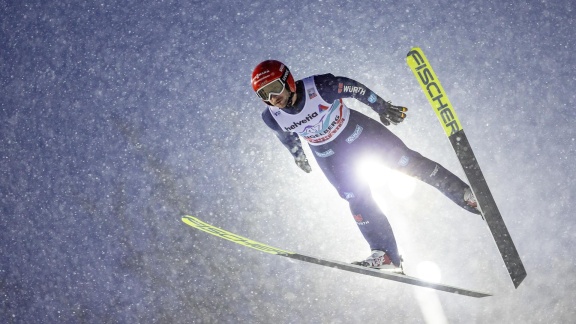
left=1, top=0, right=575, bottom=322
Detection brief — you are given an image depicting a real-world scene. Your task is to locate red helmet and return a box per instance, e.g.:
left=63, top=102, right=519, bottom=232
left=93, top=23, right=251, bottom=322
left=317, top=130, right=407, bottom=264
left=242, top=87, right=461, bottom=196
left=251, top=60, right=296, bottom=96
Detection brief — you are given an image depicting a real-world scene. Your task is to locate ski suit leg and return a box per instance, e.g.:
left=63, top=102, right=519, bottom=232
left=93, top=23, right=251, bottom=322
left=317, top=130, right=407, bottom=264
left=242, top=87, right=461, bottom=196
left=351, top=113, right=480, bottom=215
left=314, top=158, right=402, bottom=265
left=393, top=150, right=480, bottom=214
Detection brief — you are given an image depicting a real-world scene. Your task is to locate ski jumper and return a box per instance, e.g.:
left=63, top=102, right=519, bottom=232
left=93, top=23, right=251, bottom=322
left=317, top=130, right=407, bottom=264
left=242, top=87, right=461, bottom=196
left=262, top=74, right=478, bottom=265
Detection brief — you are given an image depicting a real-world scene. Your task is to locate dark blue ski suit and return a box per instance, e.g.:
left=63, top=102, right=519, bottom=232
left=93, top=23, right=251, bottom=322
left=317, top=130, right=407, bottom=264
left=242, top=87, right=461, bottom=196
left=262, top=74, right=478, bottom=265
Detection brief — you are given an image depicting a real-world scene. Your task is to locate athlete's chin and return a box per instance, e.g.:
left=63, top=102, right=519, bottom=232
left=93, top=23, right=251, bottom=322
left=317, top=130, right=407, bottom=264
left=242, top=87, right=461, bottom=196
left=275, top=101, right=287, bottom=109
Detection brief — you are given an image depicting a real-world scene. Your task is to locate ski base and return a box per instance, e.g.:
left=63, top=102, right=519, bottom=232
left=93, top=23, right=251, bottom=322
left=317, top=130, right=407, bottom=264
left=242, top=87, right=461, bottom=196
left=182, top=215, right=491, bottom=298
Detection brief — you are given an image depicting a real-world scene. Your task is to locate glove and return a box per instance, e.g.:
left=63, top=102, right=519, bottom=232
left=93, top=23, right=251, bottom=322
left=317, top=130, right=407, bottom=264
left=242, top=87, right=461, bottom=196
left=379, top=102, right=408, bottom=126
left=294, top=153, right=312, bottom=173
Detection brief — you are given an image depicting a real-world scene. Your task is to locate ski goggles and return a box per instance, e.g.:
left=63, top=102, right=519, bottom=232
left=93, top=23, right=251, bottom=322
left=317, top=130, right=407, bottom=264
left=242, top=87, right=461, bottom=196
left=256, top=79, right=285, bottom=102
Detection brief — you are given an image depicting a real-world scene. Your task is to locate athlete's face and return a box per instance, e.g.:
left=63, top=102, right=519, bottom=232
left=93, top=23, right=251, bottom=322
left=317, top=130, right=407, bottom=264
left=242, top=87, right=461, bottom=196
left=268, top=87, right=290, bottom=108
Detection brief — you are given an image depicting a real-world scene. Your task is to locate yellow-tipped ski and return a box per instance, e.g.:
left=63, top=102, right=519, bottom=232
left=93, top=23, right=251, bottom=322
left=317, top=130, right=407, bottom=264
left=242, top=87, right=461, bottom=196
left=182, top=215, right=292, bottom=255
left=182, top=215, right=491, bottom=297
left=406, top=47, right=463, bottom=136
left=406, top=48, right=526, bottom=288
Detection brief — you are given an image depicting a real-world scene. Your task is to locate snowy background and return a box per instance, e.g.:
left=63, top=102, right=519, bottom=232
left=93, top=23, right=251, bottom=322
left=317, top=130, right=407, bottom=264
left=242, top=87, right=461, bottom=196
left=1, top=0, right=575, bottom=323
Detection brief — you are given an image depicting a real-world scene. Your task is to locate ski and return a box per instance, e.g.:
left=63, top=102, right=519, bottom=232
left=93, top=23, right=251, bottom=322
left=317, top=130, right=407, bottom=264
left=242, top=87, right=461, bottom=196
left=182, top=215, right=491, bottom=298
left=406, top=47, right=527, bottom=288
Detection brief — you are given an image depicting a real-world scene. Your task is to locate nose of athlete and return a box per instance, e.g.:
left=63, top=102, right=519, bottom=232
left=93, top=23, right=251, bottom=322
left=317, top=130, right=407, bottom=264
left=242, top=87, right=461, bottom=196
left=269, top=94, right=282, bottom=107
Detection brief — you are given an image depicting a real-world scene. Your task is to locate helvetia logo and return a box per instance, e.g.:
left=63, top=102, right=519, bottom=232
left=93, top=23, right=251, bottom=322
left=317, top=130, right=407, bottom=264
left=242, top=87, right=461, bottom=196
left=282, top=112, right=319, bottom=131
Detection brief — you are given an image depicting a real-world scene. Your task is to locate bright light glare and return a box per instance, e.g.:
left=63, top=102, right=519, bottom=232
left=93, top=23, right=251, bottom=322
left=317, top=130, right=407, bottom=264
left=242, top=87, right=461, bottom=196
left=357, top=159, right=416, bottom=199
left=417, top=261, right=442, bottom=283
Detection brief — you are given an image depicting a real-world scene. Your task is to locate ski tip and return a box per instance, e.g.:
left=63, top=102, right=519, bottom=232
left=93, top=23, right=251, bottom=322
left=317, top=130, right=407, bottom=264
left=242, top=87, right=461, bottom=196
left=182, top=215, right=203, bottom=227
left=406, top=47, right=423, bottom=57
left=181, top=215, right=194, bottom=222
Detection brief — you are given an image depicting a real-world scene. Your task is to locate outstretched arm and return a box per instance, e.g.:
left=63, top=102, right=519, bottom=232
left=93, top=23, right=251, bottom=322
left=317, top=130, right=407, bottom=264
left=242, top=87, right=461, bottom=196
left=315, top=74, right=408, bottom=125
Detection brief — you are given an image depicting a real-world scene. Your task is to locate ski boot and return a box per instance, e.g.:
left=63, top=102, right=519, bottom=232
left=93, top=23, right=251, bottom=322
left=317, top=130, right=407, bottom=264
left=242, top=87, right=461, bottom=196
left=464, top=187, right=486, bottom=219
left=352, top=250, right=404, bottom=274
left=464, top=187, right=484, bottom=211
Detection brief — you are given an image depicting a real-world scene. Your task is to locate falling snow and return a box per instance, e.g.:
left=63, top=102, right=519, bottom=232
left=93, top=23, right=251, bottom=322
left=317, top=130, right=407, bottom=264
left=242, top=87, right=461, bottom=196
left=1, top=0, right=575, bottom=323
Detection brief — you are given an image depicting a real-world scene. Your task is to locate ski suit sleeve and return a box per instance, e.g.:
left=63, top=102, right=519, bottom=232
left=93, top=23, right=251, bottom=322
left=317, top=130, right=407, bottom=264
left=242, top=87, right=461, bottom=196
left=261, top=108, right=305, bottom=158
left=314, top=74, right=407, bottom=125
